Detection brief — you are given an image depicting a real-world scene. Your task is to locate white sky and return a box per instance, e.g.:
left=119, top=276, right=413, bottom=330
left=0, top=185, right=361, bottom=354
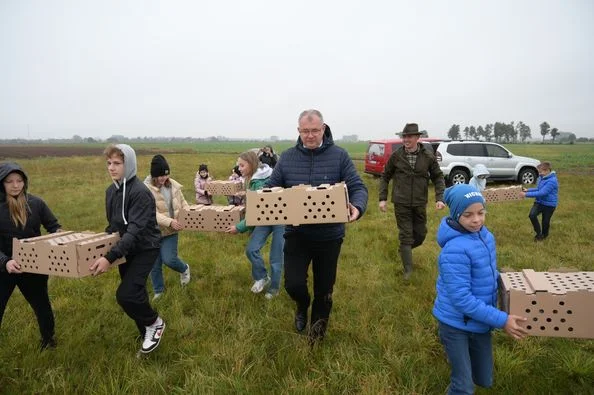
left=1, top=0, right=593, bottom=140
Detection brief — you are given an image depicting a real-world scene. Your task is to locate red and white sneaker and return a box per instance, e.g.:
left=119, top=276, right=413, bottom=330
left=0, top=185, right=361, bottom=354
left=141, top=317, right=165, bottom=353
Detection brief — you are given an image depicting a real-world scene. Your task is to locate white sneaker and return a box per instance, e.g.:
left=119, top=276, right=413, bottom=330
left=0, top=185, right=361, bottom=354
left=153, top=293, right=163, bottom=301
left=265, top=289, right=279, bottom=300
left=250, top=277, right=270, bottom=294
left=180, top=265, right=191, bottom=286
left=141, top=317, right=165, bottom=354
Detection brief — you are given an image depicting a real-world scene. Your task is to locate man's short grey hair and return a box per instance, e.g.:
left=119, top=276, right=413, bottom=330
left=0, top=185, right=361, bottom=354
left=298, top=109, right=324, bottom=124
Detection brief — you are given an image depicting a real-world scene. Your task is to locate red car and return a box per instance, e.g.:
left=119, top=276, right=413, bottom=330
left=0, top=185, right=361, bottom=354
left=364, top=138, right=443, bottom=177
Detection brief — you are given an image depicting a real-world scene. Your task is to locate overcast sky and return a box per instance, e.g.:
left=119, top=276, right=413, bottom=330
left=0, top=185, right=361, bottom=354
left=1, top=0, right=593, bottom=141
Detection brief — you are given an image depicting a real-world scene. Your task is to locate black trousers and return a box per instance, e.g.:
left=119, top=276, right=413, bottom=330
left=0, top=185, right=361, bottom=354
left=529, top=203, right=556, bottom=238
left=0, top=272, right=55, bottom=342
left=117, top=249, right=159, bottom=335
left=283, top=233, right=343, bottom=325
left=394, top=204, right=427, bottom=248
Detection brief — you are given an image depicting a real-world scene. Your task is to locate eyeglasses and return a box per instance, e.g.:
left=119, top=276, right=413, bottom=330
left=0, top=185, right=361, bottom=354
left=299, top=129, right=323, bottom=136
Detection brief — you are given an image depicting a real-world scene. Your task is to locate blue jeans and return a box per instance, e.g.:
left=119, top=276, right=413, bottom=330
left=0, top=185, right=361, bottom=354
left=150, top=233, right=189, bottom=294
left=438, top=321, right=493, bottom=395
left=245, top=225, right=285, bottom=291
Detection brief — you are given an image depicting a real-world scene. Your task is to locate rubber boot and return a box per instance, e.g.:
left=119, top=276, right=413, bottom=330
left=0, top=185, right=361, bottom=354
left=399, top=245, right=413, bottom=280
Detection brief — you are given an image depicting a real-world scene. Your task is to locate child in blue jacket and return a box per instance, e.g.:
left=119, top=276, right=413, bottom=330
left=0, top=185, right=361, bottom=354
left=520, top=161, right=558, bottom=241
left=433, top=184, right=527, bottom=395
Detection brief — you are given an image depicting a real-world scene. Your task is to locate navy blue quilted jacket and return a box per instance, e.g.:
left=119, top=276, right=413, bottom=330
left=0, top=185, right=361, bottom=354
left=266, top=124, right=368, bottom=240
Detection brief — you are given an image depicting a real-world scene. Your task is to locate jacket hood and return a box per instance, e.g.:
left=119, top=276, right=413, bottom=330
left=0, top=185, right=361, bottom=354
left=112, top=144, right=137, bottom=225
left=252, top=163, right=273, bottom=180
left=472, top=164, right=490, bottom=177
left=543, top=170, right=557, bottom=179
left=436, top=216, right=482, bottom=247
left=114, top=144, right=137, bottom=187
left=0, top=162, right=28, bottom=202
left=296, top=123, right=335, bottom=151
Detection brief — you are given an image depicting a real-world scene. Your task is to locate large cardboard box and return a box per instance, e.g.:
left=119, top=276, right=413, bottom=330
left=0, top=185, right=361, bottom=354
left=245, top=183, right=349, bottom=226
left=13, top=231, right=125, bottom=278
left=499, top=269, right=594, bottom=339
left=482, top=185, right=523, bottom=203
left=204, top=180, right=244, bottom=196
left=178, top=204, right=245, bottom=232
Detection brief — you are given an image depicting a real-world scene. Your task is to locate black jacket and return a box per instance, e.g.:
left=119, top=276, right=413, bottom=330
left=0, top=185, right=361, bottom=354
left=103, top=175, right=161, bottom=263
left=0, top=162, right=61, bottom=272
left=103, top=144, right=161, bottom=263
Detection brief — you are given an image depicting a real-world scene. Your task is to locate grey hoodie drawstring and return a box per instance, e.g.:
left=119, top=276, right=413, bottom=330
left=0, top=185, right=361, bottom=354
left=121, top=177, right=128, bottom=225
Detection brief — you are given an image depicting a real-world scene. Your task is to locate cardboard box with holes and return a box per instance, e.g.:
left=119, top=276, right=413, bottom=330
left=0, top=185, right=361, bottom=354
left=204, top=180, right=244, bottom=196
left=482, top=185, right=523, bottom=203
left=178, top=204, right=245, bottom=232
left=13, top=231, right=125, bottom=278
left=245, top=183, right=350, bottom=226
left=499, top=269, right=594, bottom=339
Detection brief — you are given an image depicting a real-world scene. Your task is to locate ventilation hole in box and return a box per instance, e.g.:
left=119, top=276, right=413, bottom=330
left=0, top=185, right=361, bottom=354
left=260, top=210, right=266, bottom=215
left=283, top=216, right=288, bottom=220
left=527, top=325, right=532, bottom=330
left=307, top=196, right=312, bottom=200
left=331, top=214, right=336, bottom=218
left=303, top=202, right=307, bottom=206
left=308, top=209, right=312, bottom=213
left=313, top=215, right=317, bottom=219
left=561, top=318, right=566, bottom=323
left=553, top=327, right=560, bottom=331
left=531, top=301, right=537, bottom=305
left=317, top=208, right=322, bottom=212
left=304, top=215, right=308, bottom=219
left=259, top=198, right=264, bottom=202
left=559, top=301, right=565, bottom=306
left=278, top=197, right=282, bottom=201
left=532, top=317, right=538, bottom=322
left=274, top=204, right=278, bottom=207
left=540, top=326, right=546, bottom=331
left=567, top=310, right=573, bottom=314
left=546, top=318, right=552, bottom=322
left=553, top=309, right=558, bottom=314
left=539, top=309, right=544, bottom=314
left=274, top=217, right=279, bottom=220
left=322, top=201, right=326, bottom=205
left=326, top=194, right=330, bottom=198
left=322, top=215, right=326, bottom=218
left=331, top=201, right=335, bottom=205
left=568, top=327, right=574, bottom=332
left=279, top=210, right=283, bottom=214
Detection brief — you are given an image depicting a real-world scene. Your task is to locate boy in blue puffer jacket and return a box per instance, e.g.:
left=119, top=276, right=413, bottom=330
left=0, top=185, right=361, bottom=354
left=520, top=161, right=558, bottom=241
left=433, top=184, right=527, bottom=395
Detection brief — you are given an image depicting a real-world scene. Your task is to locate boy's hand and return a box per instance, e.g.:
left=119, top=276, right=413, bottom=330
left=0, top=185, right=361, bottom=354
left=504, top=314, right=528, bottom=339
left=6, top=259, right=22, bottom=274
left=225, top=226, right=238, bottom=234
left=90, top=257, right=110, bottom=276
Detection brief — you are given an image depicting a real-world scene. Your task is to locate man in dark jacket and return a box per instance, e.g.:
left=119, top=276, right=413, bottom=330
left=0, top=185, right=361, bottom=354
left=90, top=144, right=165, bottom=355
left=379, top=123, right=446, bottom=279
left=266, top=109, right=368, bottom=345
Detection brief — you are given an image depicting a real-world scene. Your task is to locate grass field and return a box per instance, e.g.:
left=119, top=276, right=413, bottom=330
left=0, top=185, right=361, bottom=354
left=0, top=143, right=593, bottom=394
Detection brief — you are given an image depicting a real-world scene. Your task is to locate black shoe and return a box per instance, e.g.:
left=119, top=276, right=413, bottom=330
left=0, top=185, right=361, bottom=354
left=294, top=309, right=308, bottom=333
left=308, top=319, right=327, bottom=346
left=534, top=235, right=544, bottom=242
left=40, top=337, right=57, bottom=350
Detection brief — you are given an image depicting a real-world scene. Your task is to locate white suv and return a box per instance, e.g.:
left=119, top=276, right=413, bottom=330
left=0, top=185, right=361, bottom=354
left=435, top=141, right=540, bottom=185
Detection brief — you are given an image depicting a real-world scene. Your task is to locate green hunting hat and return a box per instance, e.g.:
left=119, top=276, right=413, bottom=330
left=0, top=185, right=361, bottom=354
left=398, top=123, right=422, bottom=136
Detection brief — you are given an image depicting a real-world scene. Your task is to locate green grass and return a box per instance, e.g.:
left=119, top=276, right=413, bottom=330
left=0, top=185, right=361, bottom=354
left=0, top=144, right=593, bottom=394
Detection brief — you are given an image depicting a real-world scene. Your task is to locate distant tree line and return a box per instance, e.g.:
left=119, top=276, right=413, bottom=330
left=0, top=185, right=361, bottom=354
left=447, top=121, right=579, bottom=144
